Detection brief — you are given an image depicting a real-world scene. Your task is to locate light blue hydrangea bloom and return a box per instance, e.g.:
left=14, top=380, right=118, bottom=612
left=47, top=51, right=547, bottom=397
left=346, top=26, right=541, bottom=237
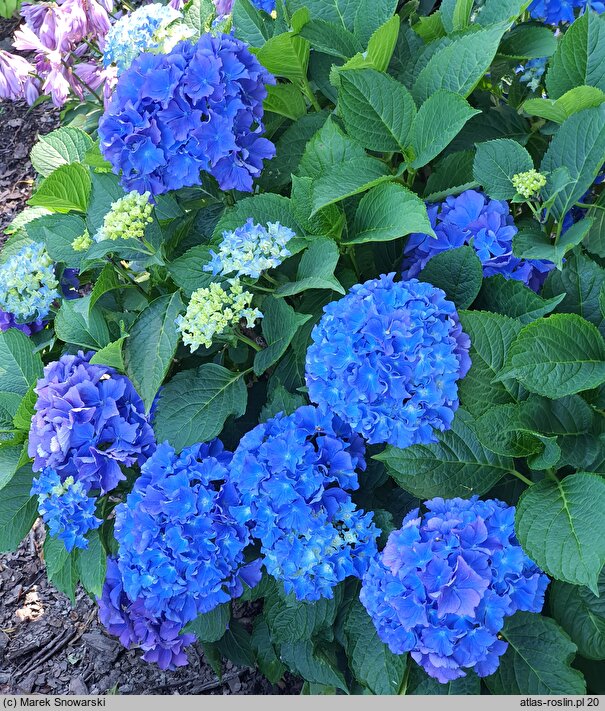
left=516, top=57, right=548, bottom=91
left=103, top=3, right=193, bottom=75
left=31, top=468, right=101, bottom=552
left=0, top=242, right=59, bottom=323
left=204, top=219, right=294, bottom=279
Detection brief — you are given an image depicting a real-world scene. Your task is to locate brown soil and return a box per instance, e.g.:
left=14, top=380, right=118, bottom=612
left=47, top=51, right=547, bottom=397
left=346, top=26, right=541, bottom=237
left=0, top=523, right=294, bottom=695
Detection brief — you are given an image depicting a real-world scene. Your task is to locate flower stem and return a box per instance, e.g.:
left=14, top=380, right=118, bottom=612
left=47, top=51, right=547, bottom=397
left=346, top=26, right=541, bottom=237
left=108, top=257, right=149, bottom=299
left=509, top=469, right=534, bottom=487
left=300, top=76, right=321, bottom=112
left=235, top=330, right=262, bottom=352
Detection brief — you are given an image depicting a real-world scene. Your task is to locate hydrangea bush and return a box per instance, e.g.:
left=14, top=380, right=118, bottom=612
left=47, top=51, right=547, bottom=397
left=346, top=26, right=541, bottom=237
left=1, top=0, right=605, bottom=697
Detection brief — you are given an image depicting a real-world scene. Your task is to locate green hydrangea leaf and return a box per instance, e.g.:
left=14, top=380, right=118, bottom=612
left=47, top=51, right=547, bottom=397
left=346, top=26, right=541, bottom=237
left=154, top=364, right=248, bottom=451
left=124, top=292, right=184, bottom=412
left=516, top=472, right=605, bottom=593
left=485, top=612, right=586, bottom=695
left=550, top=569, right=605, bottom=661
left=497, top=313, right=605, bottom=398
left=419, top=246, right=483, bottom=309
left=376, top=410, right=513, bottom=498
left=343, top=600, right=407, bottom=695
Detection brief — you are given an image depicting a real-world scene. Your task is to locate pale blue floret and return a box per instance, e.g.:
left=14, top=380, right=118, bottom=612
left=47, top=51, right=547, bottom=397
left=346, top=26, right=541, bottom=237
left=205, top=219, right=294, bottom=279
left=0, top=242, right=59, bottom=323
left=103, top=4, right=191, bottom=75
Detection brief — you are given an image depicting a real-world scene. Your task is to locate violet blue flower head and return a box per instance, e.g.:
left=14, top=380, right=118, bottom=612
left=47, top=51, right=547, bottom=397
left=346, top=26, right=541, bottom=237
left=0, top=310, right=45, bottom=336
left=360, top=496, right=549, bottom=684
left=402, top=190, right=554, bottom=291
left=98, top=558, right=196, bottom=670
left=31, top=468, right=101, bottom=552
left=229, top=405, right=378, bottom=602
left=60, top=268, right=80, bottom=300
left=213, top=0, right=275, bottom=14
left=114, top=440, right=260, bottom=626
left=28, top=351, right=155, bottom=495
left=98, top=32, right=276, bottom=196
left=305, top=274, right=471, bottom=449
left=528, top=0, right=604, bottom=24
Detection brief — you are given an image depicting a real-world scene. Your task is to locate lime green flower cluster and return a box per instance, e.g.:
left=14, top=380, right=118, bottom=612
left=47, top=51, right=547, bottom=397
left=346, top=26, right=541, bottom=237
left=512, top=170, right=547, bottom=199
left=72, top=230, right=93, bottom=252
left=95, top=191, right=153, bottom=243
left=176, top=279, right=262, bottom=351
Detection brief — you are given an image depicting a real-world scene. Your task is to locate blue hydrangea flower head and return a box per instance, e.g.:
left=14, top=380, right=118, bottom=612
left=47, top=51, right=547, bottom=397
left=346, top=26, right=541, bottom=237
left=515, top=57, right=547, bottom=91
left=528, top=0, right=604, bottom=24
left=204, top=219, right=294, bottom=279
left=251, top=0, right=275, bottom=11
left=305, top=274, right=471, bottom=449
left=0, top=242, right=59, bottom=323
left=31, top=468, right=101, bottom=552
left=114, top=440, right=260, bottom=628
left=98, top=32, right=276, bottom=196
left=28, top=351, right=156, bottom=495
left=360, top=496, right=549, bottom=684
left=0, top=309, right=45, bottom=336
left=98, top=558, right=197, bottom=670
left=103, top=3, right=193, bottom=75
left=214, top=0, right=275, bottom=14
left=229, top=405, right=378, bottom=601
left=402, top=190, right=554, bottom=291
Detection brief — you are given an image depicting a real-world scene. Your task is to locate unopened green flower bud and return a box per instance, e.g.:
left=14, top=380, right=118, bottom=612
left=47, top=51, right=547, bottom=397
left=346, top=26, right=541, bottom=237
left=95, top=191, right=154, bottom=243
left=72, top=230, right=93, bottom=252
left=512, top=169, right=547, bottom=199
left=176, top=278, right=262, bottom=352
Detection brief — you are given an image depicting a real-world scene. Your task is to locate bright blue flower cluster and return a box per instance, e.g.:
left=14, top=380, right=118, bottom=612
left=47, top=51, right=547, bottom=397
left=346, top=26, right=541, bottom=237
left=28, top=351, right=155, bottom=495
left=402, top=190, right=554, bottom=291
left=31, top=468, right=101, bottom=552
left=103, top=4, right=191, bottom=75
left=0, top=242, right=59, bottom=324
left=229, top=406, right=378, bottom=601
left=528, top=0, right=604, bottom=24
left=251, top=0, right=275, bottom=12
left=98, top=33, right=276, bottom=196
left=114, top=440, right=260, bottom=625
left=98, top=558, right=196, bottom=670
left=305, top=274, right=471, bottom=449
left=204, top=219, right=294, bottom=279
left=516, top=57, right=547, bottom=91
left=360, top=497, right=549, bottom=684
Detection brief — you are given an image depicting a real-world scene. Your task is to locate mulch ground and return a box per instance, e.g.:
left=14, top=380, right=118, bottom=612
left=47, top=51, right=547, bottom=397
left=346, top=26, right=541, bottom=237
left=0, top=523, right=293, bottom=695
